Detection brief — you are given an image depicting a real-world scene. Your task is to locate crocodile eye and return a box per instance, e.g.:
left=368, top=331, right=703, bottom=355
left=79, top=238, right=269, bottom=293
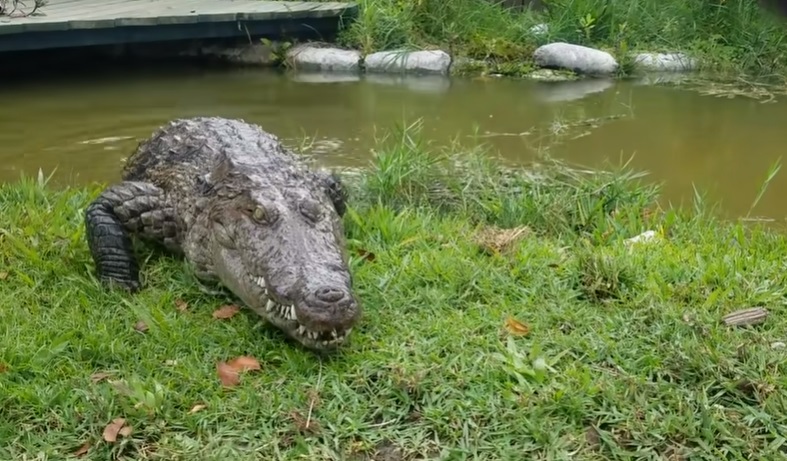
left=252, top=207, right=266, bottom=222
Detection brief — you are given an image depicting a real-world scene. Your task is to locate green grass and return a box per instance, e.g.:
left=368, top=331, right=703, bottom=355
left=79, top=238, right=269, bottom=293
left=2, top=122, right=787, bottom=460
left=328, top=0, right=787, bottom=79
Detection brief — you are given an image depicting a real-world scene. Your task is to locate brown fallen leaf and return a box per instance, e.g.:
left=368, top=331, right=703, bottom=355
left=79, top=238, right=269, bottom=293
left=0, top=271, right=8, bottom=280
left=133, top=320, right=149, bottom=332
left=119, top=425, right=133, bottom=437
left=174, top=299, right=188, bottom=312
left=102, top=418, right=130, bottom=443
left=189, top=404, right=207, bottom=414
left=73, top=441, right=91, bottom=457
left=227, top=356, right=262, bottom=372
left=212, top=304, right=240, bottom=320
left=216, top=362, right=240, bottom=387
left=504, top=316, right=530, bottom=336
left=216, top=356, right=262, bottom=387
left=0, top=363, right=8, bottom=373
left=90, top=372, right=111, bottom=383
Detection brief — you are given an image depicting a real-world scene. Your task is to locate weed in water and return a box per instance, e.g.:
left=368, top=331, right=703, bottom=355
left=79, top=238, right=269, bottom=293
left=1, top=124, right=787, bottom=459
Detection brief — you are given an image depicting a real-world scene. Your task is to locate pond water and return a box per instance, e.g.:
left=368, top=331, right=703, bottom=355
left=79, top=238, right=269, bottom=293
left=1, top=64, right=786, bottom=221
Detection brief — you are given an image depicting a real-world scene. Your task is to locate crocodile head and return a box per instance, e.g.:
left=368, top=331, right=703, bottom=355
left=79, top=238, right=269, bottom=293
left=204, top=166, right=360, bottom=351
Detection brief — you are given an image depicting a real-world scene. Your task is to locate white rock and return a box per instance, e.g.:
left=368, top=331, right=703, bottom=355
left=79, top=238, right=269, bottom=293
left=530, top=23, right=549, bottom=36
left=534, top=42, right=618, bottom=76
left=364, top=50, right=451, bottom=75
left=633, top=52, right=697, bottom=72
left=286, top=45, right=361, bottom=72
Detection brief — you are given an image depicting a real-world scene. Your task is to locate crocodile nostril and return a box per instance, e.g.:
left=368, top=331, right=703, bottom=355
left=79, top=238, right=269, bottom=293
left=314, top=286, right=347, bottom=303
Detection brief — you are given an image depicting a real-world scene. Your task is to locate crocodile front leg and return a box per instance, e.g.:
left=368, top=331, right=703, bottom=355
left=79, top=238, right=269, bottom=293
left=84, top=181, right=181, bottom=292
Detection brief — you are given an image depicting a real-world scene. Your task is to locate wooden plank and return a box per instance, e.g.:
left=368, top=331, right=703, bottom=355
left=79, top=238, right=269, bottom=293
left=0, top=0, right=355, bottom=36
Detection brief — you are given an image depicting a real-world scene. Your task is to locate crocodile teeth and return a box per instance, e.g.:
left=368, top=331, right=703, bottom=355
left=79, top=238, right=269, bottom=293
left=331, top=329, right=338, bottom=339
left=265, top=299, right=275, bottom=312
left=289, top=305, right=297, bottom=321
left=255, top=277, right=266, bottom=288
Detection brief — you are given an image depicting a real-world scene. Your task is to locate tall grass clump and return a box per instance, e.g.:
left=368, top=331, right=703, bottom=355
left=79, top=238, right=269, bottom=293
left=2, top=123, right=787, bottom=459
left=330, top=0, right=787, bottom=78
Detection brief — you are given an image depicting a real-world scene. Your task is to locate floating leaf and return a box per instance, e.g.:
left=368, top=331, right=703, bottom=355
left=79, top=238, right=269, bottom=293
left=504, top=316, right=530, bottom=336
left=212, top=304, right=240, bottom=319
left=102, top=418, right=130, bottom=443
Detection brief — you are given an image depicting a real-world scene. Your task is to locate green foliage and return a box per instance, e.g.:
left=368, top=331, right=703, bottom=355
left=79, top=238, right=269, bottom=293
left=332, top=0, right=787, bottom=78
left=1, top=126, right=787, bottom=459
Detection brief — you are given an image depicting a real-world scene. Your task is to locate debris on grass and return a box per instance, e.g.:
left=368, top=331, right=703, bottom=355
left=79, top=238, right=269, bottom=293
left=133, top=320, right=149, bottom=332
left=212, top=304, right=240, bottom=319
left=174, top=299, right=188, bottom=312
left=504, top=316, right=530, bottom=336
left=102, top=418, right=132, bottom=443
left=216, top=356, right=262, bottom=387
left=73, top=441, right=91, bottom=457
left=189, top=404, right=207, bottom=414
left=473, top=225, right=531, bottom=255
left=722, top=307, right=769, bottom=327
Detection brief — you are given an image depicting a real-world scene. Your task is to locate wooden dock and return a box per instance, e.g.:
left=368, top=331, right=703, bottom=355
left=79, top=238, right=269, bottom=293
left=0, top=0, right=357, bottom=52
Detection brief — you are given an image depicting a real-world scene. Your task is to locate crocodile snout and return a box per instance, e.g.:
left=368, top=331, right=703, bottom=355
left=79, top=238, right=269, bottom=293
left=300, top=284, right=359, bottom=330
left=313, top=286, right=349, bottom=304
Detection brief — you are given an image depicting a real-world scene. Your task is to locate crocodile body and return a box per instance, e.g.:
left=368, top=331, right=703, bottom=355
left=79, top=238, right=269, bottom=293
left=84, top=116, right=360, bottom=351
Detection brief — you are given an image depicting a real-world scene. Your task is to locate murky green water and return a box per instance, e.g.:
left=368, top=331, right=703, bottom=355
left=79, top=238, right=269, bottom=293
left=2, top=65, right=786, bottom=220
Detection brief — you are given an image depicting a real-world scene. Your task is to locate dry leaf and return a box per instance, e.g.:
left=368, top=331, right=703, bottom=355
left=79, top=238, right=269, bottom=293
left=0, top=363, right=8, bottom=373
left=0, top=271, right=8, bottom=280
left=216, top=362, right=240, bottom=387
left=189, top=404, right=207, bottom=414
left=212, top=304, right=240, bottom=319
left=227, top=356, right=261, bottom=372
left=102, top=418, right=129, bottom=443
left=356, top=248, right=376, bottom=262
left=216, top=356, right=262, bottom=387
left=174, top=299, right=189, bottom=312
left=73, top=441, right=91, bottom=457
left=473, top=225, right=530, bottom=254
left=90, top=372, right=111, bottom=383
left=118, top=425, right=133, bottom=437
left=504, top=316, right=530, bottom=336
left=133, top=320, right=149, bottom=332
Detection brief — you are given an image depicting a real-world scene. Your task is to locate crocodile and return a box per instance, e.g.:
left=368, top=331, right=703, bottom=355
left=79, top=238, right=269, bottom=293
left=84, top=116, right=361, bottom=351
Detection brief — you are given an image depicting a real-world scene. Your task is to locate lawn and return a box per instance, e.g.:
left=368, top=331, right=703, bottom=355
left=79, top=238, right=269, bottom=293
left=1, top=122, right=786, bottom=460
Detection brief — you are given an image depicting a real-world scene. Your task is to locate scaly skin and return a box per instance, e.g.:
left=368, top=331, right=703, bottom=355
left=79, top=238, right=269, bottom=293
left=84, top=116, right=360, bottom=351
